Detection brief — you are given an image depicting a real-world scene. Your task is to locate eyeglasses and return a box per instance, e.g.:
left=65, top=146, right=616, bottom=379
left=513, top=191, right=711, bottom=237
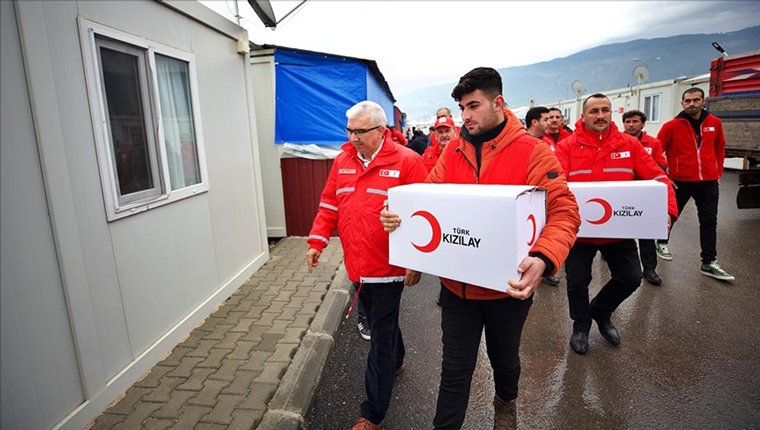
left=345, top=125, right=381, bottom=136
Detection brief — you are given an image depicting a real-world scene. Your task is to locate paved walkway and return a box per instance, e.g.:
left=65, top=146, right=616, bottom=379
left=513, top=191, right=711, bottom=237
left=90, top=237, right=348, bottom=430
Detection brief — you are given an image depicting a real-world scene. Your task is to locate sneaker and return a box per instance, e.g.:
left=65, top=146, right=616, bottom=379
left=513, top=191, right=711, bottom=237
left=656, top=243, right=673, bottom=261
left=357, top=316, right=371, bottom=341
left=700, top=261, right=735, bottom=282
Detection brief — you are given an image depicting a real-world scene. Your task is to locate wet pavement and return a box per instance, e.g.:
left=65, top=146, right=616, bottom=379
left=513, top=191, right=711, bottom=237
left=306, top=170, right=760, bottom=430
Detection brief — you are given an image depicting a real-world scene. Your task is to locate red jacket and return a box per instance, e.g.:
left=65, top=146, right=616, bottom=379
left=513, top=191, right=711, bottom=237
left=389, top=127, right=408, bottom=146
left=541, top=127, right=572, bottom=150
left=657, top=111, right=725, bottom=181
left=426, top=108, right=580, bottom=300
left=308, top=130, right=428, bottom=283
left=555, top=120, right=678, bottom=244
left=422, top=138, right=459, bottom=172
left=637, top=132, right=667, bottom=172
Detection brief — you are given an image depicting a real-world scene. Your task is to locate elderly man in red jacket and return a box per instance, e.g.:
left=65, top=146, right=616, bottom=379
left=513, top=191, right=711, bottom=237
left=306, top=101, right=428, bottom=430
left=655, top=87, right=734, bottom=282
left=555, top=93, right=678, bottom=355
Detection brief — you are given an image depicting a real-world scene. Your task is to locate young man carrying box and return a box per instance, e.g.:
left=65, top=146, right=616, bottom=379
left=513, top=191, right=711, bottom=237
left=555, top=94, right=678, bottom=355
left=382, top=67, right=580, bottom=430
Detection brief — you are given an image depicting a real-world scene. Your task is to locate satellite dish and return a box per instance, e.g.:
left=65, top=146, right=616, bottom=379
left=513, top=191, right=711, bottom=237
left=248, top=0, right=277, bottom=28
left=571, top=80, right=586, bottom=97
left=633, top=65, right=650, bottom=85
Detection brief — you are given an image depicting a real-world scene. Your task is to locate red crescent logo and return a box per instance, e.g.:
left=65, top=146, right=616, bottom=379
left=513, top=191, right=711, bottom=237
left=527, top=214, right=537, bottom=246
left=586, top=198, right=613, bottom=225
left=410, top=210, right=442, bottom=253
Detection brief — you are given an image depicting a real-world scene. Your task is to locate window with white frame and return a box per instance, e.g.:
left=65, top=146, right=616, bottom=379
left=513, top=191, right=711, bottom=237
left=80, top=19, right=208, bottom=221
left=644, top=94, right=661, bottom=123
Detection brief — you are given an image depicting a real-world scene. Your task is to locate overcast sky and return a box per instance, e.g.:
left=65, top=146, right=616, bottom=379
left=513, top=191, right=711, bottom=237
left=200, top=1, right=760, bottom=96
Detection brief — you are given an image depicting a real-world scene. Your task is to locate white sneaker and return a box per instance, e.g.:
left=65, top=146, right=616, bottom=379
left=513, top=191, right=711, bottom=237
left=656, top=243, right=673, bottom=261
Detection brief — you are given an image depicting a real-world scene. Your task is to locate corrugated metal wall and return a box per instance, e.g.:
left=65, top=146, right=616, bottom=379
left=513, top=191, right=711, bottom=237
left=281, top=158, right=334, bottom=236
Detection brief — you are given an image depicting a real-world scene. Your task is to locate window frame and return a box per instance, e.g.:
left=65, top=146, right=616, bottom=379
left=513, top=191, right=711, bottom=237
left=79, top=18, right=209, bottom=221
left=643, top=93, right=662, bottom=124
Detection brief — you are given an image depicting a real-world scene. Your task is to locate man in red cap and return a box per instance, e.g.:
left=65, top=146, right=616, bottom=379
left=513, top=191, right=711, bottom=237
left=422, top=116, right=458, bottom=172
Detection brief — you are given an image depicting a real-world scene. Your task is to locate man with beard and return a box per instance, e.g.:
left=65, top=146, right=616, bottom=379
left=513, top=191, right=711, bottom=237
left=622, top=109, right=668, bottom=286
left=543, top=107, right=572, bottom=149
left=655, top=88, right=734, bottom=281
left=555, top=94, right=678, bottom=355
left=381, top=67, right=580, bottom=429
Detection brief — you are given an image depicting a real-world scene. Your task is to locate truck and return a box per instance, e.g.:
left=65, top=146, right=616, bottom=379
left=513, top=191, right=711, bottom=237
left=706, top=49, right=760, bottom=208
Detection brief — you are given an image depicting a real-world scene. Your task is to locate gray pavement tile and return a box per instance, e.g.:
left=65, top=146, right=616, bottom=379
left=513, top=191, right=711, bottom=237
left=195, top=423, right=228, bottom=430
left=149, top=389, right=195, bottom=420
left=221, top=369, right=261, bottom=395
left=253, top=361, right=289, bottom=384
left=254, top=332, right=284, bottom=352
left=172, top=405, right=212, bottom=429
left=200, top=393, right=245, bottom=425
left=214, top=331, right=244, bottom=349
left=209, top=358, right=246, bottom=381
left=106, top=386, right=152, bottom=415
left=158, top=345, right=193, bottom=367
left=238, top=350, right=272, bottom=372
left=134, top=365, right=173, bottom=388
left=175, top=368, right=215, bottom=391
left=167, top=356, right=204, bottom=378
left=237, top=383, right=279, bottom=410
left=228, top=409, right=262, bottom=430
left=89, top=413, right=126, bottom=429
left=142, top=376, right=186, bottom=403
left=196, top=348, right=232, bottom=368
left=230, top=317, right=257, bottom=333
left=267, top=343, right=299, bottom=363
left=187, top=379, right=230, bottom=407
left=228, top=340, right=257, bottom=360
left=111, top=401, right=161, bottom=430
left=187, top=339, right=218, bottom=358
left=203, top=323, right=234, bottom=340
left=141, top=417, right=174, bottom=430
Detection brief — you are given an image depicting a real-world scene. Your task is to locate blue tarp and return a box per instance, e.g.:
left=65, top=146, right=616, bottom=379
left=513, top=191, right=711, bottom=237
left=274, top=49, right=395, bottom=147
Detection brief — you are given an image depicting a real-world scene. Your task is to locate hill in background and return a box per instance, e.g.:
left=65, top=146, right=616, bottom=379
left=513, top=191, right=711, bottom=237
left=399, top=26, right=760, bottom=122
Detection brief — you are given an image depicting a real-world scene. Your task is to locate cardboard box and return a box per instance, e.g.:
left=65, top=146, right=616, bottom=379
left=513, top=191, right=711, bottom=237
left=388, top=184, right=546, bottom=293
left=569, top=180, right=668, bottom=239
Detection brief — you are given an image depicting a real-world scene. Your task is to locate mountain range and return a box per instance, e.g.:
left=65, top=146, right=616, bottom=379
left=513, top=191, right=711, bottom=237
left=398, top=26, right=760, bottom=122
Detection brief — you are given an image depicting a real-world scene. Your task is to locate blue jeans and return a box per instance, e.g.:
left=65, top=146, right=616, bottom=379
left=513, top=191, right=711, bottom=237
left=356, top=281, right=405, bottom=424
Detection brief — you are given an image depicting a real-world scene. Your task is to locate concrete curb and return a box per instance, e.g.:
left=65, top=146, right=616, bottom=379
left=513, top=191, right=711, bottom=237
left=258, top=264, right=351, bottom=429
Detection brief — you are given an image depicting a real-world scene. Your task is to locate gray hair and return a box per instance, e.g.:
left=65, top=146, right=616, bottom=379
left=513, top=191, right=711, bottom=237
left=346, top=101, right=387, bottom=126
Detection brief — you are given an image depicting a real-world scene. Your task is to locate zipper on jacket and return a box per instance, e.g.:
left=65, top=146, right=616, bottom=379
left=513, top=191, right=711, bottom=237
left=688, top=125, right=704, bottom=180
left=456, top=147, right=480, bottom=183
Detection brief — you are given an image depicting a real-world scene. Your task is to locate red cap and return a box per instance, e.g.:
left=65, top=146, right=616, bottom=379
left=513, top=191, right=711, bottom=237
left=434, top=116, right=455, bottom=129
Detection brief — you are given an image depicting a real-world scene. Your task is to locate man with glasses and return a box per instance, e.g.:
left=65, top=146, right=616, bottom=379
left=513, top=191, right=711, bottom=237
left=306, top=101, right=428, bottom=430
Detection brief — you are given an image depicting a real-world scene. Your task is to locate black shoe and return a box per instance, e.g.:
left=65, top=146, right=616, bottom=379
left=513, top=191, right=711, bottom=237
left=543, top=275, right=560, bottom=286
left=595, top=319, right=620, bottom=346
left=357, top=315, right=371, bottom=341
left=569, top=330, right=589, bottom=354
left=643, top=268, right=662, bottom=285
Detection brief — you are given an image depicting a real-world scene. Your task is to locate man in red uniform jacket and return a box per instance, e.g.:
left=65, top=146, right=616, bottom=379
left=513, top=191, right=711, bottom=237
left=542, top=107, right=572, bottom=150
left=306, top=101, right=428, bottom=430
left=656, top=87, right=734, bottom=282
left=623, top=109, right=667, bottom=286
left=382, top=68, right=580, bottom=429
left=555, top=94, right=678, bottom=355
left=422, top=116, right=457, bottom=172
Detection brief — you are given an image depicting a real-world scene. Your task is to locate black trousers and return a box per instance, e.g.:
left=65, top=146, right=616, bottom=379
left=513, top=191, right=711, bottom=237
left=433, top=285, right=532, bottom=430
left=566, top=240, right=642, bottom=332
left=356, top=281, right=405, bottom=424
left=638, top=239, right=657, bottom=271
left=658, top=180, right=719, bottom=264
